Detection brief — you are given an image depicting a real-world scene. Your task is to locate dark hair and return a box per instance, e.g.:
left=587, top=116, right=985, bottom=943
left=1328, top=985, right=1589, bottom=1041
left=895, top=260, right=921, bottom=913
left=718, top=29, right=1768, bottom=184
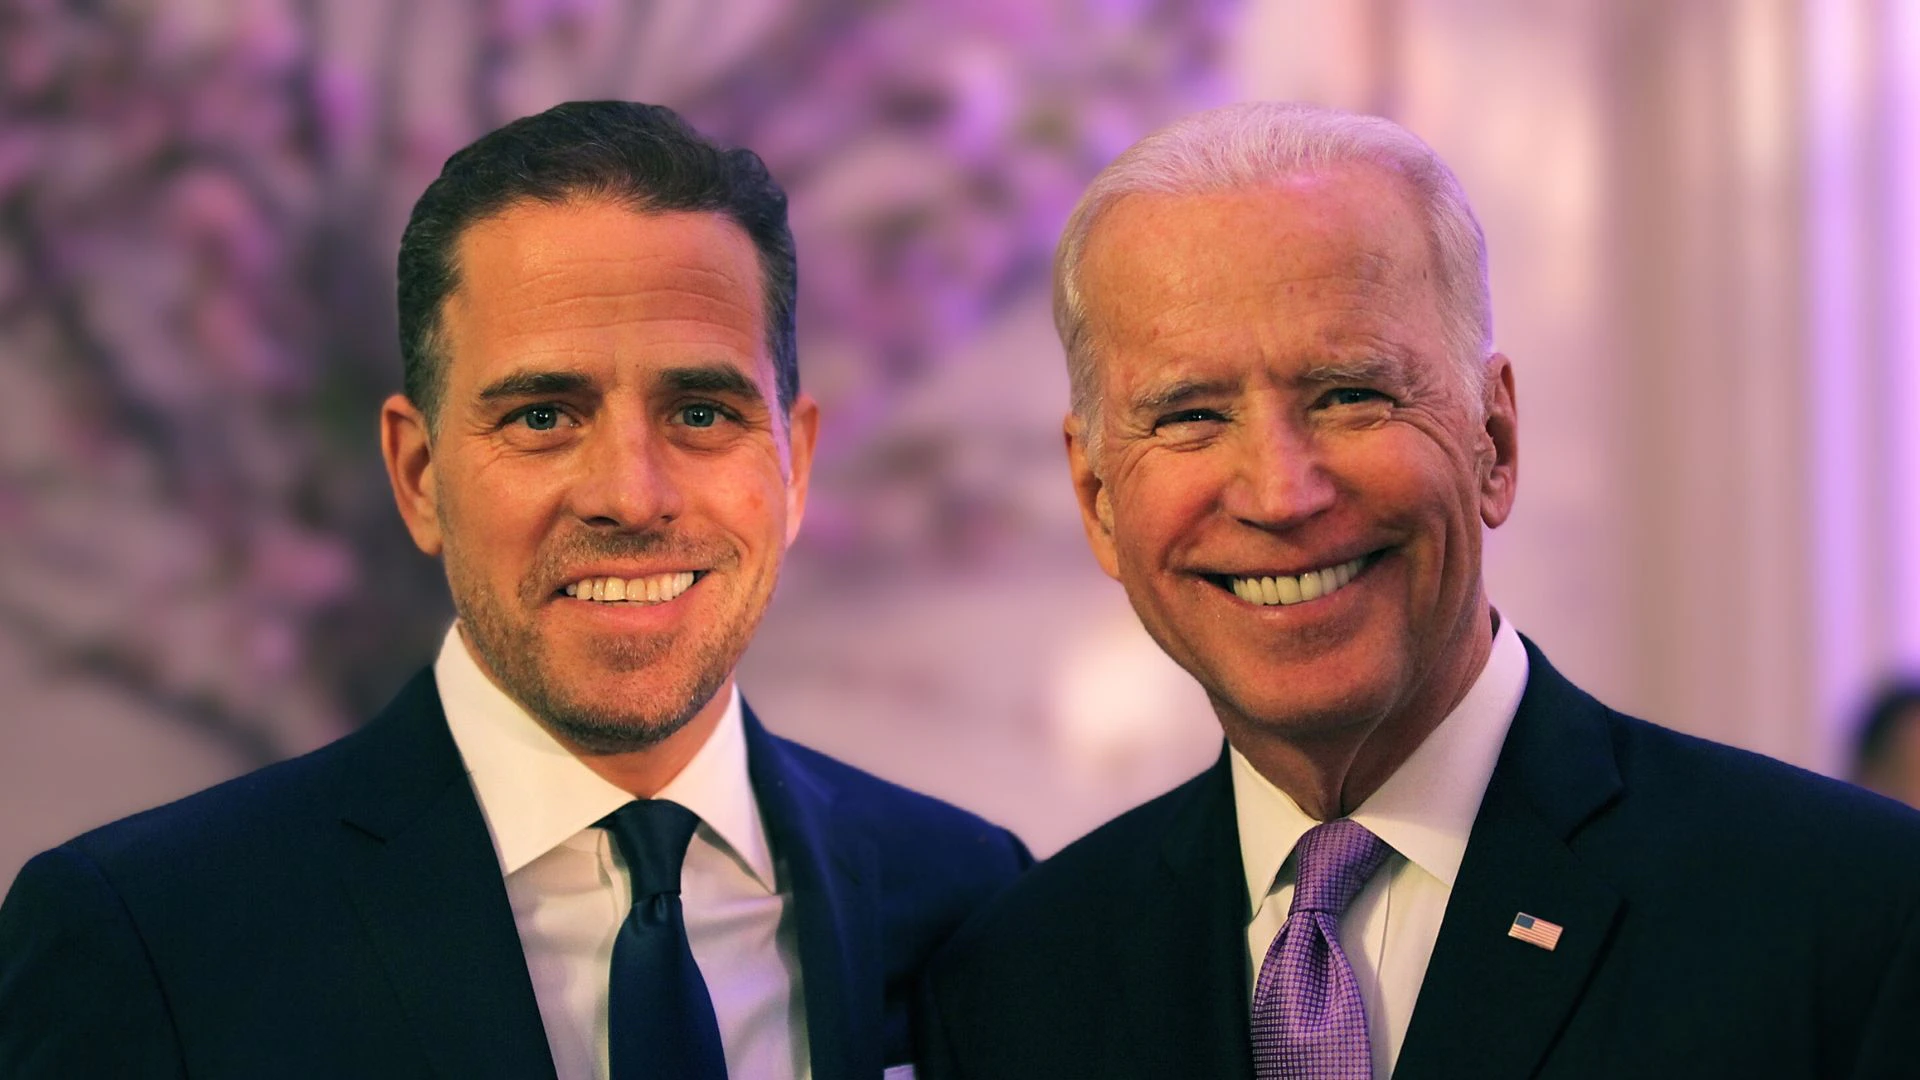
left=1855, top=680, right=1920, bottom=777
left=396, top=101, right=798, bottom=425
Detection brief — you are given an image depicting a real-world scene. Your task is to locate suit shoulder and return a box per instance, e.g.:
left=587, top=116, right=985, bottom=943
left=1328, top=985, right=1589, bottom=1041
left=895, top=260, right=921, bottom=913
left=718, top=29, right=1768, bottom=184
left=770, top=736, right=1028, bottom=866
left=1518, top=646, right=1920, bottom=878
left=1031, top=775, right=1208, bottom=886
left=1617, top=710, right=1920, bottom=824
left=1602, top=708, right=1920, bottom=888
left=939, top=767, right=1216, bottom=955
left=36, top=690, right=444, bottom=909
left=46, top=670, right=446, bottom=888
left=59, top=734, right=355, bottom=872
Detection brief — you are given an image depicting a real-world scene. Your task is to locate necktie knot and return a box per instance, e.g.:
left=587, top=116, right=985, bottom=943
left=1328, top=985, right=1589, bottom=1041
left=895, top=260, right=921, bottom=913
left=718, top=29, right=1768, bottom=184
left=1287, top=819, right=1392, bottom=917
left=599, top=799, right=701, bottom=901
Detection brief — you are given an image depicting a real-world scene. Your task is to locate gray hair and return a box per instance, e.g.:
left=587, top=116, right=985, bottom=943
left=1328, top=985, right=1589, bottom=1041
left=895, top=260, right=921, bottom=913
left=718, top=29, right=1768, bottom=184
left=1054, top=102, right=1493, bottom=452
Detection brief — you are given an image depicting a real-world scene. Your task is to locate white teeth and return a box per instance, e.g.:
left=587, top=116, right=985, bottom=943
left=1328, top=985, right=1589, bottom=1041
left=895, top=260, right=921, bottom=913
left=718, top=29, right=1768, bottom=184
left=1274, top=574, right=1302, bottom=605
left=1227, top=556, right=1368, bottom=608
left=564, top=572, right=697, bottom=605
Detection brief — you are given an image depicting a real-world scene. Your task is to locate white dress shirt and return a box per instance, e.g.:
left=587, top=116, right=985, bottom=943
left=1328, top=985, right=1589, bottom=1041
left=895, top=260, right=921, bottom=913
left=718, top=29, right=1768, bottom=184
left=435, top=625, right=812, bottom=1080
left=1233, top=615, right=1529, bottom=1079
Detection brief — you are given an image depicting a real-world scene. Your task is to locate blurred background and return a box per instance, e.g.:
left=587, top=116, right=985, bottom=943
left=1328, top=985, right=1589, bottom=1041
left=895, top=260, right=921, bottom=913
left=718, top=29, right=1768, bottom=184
left=3, top=0, right=1918, bottom=889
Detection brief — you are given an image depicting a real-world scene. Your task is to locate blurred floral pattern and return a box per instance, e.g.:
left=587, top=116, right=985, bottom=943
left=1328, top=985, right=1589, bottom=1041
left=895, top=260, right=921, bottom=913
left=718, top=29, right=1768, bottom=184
left=0, top=0, right=1231, bottom=763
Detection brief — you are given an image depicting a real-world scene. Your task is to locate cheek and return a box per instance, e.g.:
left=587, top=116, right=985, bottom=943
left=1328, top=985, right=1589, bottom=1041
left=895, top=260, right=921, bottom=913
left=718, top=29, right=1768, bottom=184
left=707, top=463, right=789, bottom=542
left=442, top=462, right=559, bottom=557
left=1337, top=433, right=1472, bottom=512
left=1364, top=448, right=1487, bottom=589
left=1110, top=463, right=1216, bottom=562
left=740, top=490, right=778, bottom=539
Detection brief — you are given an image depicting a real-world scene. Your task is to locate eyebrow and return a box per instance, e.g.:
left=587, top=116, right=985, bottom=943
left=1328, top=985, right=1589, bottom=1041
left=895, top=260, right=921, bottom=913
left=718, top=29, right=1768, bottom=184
left=1127, top=377, right=1242, bottom=415
left=659, top=363, right=766, bottom=405
left=471, top=364, right=769, bottom=405
left=476, top=369, right=595, bottom=401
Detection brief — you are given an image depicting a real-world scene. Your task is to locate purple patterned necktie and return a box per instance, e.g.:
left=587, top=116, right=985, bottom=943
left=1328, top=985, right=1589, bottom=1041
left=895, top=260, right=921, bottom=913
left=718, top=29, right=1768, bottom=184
left=1251, top=819, right=1393, bottom=1080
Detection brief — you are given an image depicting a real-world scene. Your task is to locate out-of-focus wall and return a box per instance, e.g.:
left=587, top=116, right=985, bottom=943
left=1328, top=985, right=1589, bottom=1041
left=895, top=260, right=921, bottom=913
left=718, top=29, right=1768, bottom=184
left=3, top=0, right=1916, bottom=888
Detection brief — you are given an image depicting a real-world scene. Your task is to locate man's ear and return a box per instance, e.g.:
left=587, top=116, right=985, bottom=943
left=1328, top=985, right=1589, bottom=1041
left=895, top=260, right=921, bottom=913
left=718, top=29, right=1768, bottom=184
left=380, top=393, right=443, bottom=557
left=1065, top=412, right=1121, bottom=580
left=1478, top=354, right=1518, bottom=529
left=782, top=392, right=820, bottom=548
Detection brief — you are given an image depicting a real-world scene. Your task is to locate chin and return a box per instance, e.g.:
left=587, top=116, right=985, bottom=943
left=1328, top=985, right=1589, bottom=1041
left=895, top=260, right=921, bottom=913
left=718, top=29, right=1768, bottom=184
left=540, top=705, right=698, bottom=756
left=1208, top=661, right=1406, bottom=737
left=513, top=651, right=732, bottom=755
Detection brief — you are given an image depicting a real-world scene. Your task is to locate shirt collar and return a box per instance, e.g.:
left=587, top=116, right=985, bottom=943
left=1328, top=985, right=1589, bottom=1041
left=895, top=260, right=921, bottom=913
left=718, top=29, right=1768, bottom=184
left=434, top=623, right=777, bottom=892
left=1232, top=613, right=1530, bottom=913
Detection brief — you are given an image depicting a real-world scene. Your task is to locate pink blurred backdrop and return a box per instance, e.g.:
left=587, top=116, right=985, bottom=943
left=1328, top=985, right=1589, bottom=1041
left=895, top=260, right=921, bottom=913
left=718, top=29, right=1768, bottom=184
left=3, top=0, right=1917, bottom=889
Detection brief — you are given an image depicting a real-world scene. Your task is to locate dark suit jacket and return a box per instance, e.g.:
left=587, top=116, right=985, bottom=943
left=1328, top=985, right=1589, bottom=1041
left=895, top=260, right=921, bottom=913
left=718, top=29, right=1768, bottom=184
left=0, top=668, right=1030, bottom=1079
left=922, top=639, right=1920, bottom=1079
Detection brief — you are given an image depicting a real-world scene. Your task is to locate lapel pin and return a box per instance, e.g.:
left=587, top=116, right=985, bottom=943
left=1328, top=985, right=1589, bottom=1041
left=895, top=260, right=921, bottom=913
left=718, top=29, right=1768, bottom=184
left=1508, top=912, right=1564, bottom=951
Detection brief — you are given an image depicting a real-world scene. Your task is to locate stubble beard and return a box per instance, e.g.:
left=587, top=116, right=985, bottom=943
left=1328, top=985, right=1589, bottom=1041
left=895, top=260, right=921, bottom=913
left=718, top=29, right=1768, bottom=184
left=445, top=531, right=771, bottom=755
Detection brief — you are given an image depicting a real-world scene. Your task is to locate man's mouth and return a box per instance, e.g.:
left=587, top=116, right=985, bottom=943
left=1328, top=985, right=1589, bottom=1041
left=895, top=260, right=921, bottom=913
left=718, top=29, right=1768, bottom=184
left=1211, top=552, right=1378, bottom=607
left=561, top=571, right=699, bottom=604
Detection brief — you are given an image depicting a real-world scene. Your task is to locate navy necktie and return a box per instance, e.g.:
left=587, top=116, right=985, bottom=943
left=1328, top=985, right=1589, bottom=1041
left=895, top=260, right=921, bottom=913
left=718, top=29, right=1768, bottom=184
left=600, top=800, right=728, bottom=1080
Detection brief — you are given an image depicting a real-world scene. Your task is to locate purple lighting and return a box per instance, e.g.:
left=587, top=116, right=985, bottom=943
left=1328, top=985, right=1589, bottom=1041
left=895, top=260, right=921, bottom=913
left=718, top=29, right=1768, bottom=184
left=1807, top=0, right=1871, bottom=770
left=1887, top=0, right=1920, bottom=671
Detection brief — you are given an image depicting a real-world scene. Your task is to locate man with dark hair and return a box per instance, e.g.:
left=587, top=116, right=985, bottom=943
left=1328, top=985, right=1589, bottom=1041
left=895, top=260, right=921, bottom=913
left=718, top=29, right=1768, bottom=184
left=0, top=100, right=1027, bottom=1080
left=921, top=102, right=1920, bottom=1079
left=1855, top=680, right=1920, bottom=808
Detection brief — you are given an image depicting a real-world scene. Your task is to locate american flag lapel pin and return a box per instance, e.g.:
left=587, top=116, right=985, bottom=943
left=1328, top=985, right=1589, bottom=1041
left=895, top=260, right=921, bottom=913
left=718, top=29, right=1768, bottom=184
left=1508, top=912, right=1564, bottom=951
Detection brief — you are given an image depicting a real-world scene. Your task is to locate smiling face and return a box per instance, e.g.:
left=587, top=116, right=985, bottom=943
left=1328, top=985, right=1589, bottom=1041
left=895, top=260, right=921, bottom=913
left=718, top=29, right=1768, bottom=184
left=382, top=200, right=816, bottom=755
left=1067, top=164, right=1516, bottom=762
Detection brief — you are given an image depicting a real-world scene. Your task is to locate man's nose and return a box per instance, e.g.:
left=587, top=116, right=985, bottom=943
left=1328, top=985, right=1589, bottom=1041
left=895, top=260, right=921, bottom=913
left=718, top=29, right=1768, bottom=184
left=1223, top=413, right=1336, bottom=529
left=567, top=415, right=685, bottom=529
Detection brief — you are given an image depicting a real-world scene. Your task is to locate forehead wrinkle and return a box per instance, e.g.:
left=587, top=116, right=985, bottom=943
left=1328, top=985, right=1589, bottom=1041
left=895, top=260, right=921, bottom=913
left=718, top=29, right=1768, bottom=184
left=518, top=253, right=755, bottom=295
left=456, top=296, right=764, bottom=362
left=512, top=285, right=760, bottom=329
left=1299, top=353, right=1403, bottom=384
left=1343, top=246, right=1398, bottom=281
left=1116, top=269, right=1424, bottom=353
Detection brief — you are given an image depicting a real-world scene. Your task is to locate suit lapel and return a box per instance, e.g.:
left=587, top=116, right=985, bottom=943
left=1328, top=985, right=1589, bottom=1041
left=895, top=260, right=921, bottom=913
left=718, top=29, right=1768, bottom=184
left=744, top=703, right=882, bottom=1080
left=1114, top=750, right=1256, bottom=1080
left=332, top=670, right=558, bottom=1080
left=1395, top=640, right=1625, bottom=1080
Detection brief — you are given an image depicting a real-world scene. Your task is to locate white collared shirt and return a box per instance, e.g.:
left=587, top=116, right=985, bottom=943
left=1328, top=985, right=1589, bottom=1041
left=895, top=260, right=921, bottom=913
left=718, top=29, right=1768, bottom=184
left=1234, top=615, right=1529, bottom=1079
left=435, top=625, right=811, bottom=1080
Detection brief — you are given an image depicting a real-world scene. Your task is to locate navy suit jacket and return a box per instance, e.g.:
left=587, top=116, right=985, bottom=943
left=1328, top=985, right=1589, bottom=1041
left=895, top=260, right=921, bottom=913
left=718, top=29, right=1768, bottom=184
left=0, top=669, right=1030, bottom=1078
left=922, top=640, right=1920, bottom=1079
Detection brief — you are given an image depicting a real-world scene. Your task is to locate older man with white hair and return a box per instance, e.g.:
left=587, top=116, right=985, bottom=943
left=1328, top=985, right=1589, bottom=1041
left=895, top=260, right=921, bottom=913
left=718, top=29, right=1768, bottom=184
left=921, top=102, right=1920, bottom=1080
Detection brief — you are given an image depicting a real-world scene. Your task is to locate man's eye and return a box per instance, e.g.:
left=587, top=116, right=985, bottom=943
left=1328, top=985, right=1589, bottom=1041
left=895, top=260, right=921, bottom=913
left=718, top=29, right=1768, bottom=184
left=680, top=404, right=721, bottom=428
left=512, top=405, right=564, bottom=431
left=1325, top=388, right=1389, bottom=407
left=1156, top=408, right=1225, bottom=429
